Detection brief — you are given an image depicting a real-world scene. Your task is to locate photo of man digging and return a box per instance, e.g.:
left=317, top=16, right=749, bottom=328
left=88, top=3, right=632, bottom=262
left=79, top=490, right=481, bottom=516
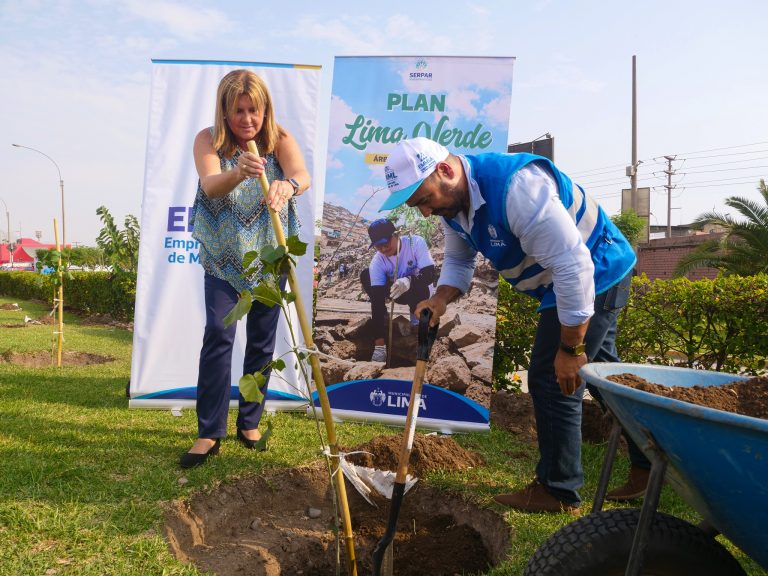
left=314, top=197, right=500, bottom=409
left=360, top=218, right=436, bottom=362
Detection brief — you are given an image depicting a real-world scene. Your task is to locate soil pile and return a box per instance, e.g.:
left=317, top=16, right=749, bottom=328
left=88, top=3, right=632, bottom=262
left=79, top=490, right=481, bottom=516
left=608, top=373, right=768, bottom=419
left=165, top=435, right=508, bottom=576
left=344, top=432, right=485, bottom=477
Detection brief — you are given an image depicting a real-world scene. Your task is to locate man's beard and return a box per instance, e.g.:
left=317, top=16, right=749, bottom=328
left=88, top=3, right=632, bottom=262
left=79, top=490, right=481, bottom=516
left=431, top=181, right=466, bottom=219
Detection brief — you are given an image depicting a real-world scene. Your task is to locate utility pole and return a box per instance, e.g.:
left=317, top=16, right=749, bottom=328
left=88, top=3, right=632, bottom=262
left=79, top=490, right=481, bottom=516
left=630, top=55, right=637, bottom=198
left=663, top=156, right=676, bottom=238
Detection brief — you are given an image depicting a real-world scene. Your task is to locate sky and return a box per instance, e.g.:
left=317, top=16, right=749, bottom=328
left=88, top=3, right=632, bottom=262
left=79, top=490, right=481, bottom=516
left=1, top=0, right=767, bottom=246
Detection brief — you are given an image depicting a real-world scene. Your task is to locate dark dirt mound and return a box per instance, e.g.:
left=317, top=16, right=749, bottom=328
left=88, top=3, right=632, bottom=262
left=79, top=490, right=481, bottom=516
left=344, top=432, right=484, bottom=477
left=490, top=390, right=614, bottom=445
left=80, top=313, right=134, bottom=331
left=164, top=437, right=509, bottom=576
left=0, top=350, right=114, bottom=368
left=608, top=373, right=768, bottom=419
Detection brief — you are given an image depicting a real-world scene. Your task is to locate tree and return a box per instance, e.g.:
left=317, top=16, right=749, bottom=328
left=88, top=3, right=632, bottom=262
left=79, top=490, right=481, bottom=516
left=67, top=246, right=105, bottom=269
left=674, top=179, right=768, bottom=277
left=95, top=206, right=140, bottom=276
left=387, top=204, right=440, bottom=247
left=610, top=209, right=646, bottom=247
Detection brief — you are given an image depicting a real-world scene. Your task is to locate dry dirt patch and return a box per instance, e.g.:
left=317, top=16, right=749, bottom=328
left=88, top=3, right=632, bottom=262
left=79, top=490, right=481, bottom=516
left=0, top=350, right=114, bottom=368
left=164, top=434, right=509, bottom=576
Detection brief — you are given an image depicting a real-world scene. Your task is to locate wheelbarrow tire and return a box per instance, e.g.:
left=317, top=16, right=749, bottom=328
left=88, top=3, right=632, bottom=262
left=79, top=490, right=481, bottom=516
left=524, top=508, right=746, bottom=576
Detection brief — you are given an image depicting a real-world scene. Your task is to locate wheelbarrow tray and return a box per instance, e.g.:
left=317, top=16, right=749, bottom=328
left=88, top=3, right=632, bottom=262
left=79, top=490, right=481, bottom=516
left=581, top=362, right=768, bottom=569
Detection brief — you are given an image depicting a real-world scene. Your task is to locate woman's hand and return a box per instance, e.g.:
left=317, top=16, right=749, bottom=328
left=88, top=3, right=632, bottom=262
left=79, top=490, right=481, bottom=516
left=237, top=151, right=265, bottom=181
left=266, top=178, right=295, bottom=212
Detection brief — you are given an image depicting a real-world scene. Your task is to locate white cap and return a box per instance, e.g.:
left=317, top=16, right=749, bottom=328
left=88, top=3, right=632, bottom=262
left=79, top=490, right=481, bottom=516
left=379, top=137, right=449, bottom=211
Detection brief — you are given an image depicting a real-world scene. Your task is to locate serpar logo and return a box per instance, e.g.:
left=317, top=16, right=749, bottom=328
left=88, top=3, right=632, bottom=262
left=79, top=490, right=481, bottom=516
left=410, top=57, right=432, bottom=80
left=369, top=388, right=386, bottom=407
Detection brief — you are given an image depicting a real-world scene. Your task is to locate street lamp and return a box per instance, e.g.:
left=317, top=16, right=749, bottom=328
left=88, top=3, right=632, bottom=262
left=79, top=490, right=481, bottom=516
left=0, top=197, right=9, bottom=244
left=11, top=144, right=66, bottom=247
left=0, top=197, right=10, bottom=269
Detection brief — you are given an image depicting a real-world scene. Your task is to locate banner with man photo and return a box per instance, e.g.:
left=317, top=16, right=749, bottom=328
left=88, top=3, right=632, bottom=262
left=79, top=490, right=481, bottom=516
left=315, top=55, right=515, bottom=432
left=130, top=60, right=321, bottom=410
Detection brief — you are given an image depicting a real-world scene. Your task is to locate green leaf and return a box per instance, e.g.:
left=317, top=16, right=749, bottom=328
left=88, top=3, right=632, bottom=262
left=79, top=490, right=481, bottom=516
left=260, top=245, right=287, bottom=264
left=239, top=372, right=266, bottom=403
left=282, top=291, right=297, bottom=304
left=242, top=251, right=260, bottom=269
left=286, top=235, right=308, bottom=257
left=252, top=283, right=282, bottom=308
left=223, top=291, right=253, bottom=327
left=272, top=358, right=286, bottom=371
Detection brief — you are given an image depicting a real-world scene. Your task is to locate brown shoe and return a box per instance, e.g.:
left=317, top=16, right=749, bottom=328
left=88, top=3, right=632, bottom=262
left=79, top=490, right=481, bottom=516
left=606, top=465, right=651, bottom=501
left=493, top=480, right=580, bottom=513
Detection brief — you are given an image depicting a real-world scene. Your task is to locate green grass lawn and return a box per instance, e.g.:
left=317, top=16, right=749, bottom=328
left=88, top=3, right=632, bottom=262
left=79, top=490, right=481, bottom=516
left=1, top=295, right=766, bottom=575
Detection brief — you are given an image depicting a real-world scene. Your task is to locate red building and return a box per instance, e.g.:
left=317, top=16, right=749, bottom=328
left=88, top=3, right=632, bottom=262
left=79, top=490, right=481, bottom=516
left=635, top=226, right=723, bottom=280
left=0, top=237, right=67, bottom=270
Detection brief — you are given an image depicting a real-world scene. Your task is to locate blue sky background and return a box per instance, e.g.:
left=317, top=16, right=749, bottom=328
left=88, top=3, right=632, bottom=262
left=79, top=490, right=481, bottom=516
left=1, top=0, right=767, bottom=244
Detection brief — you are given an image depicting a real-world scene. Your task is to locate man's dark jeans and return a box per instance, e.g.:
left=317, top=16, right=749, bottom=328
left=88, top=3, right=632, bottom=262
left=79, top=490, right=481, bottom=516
left=527, top=272, right=644, bottom=506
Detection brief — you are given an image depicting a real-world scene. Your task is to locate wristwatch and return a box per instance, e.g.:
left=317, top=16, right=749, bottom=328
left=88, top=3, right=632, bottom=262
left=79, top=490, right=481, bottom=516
left=559, top=341, right=587, bottom=357
left=287, top=178, right=300, bottom=195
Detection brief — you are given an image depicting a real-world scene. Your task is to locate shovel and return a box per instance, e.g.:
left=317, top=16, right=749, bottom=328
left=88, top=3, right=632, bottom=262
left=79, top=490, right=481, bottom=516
left=371, top=308, right=439, bottom=576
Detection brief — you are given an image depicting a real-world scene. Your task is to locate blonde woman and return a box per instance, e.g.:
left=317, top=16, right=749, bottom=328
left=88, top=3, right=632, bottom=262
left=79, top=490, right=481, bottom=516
left=180, top=69, right=309, bottom=468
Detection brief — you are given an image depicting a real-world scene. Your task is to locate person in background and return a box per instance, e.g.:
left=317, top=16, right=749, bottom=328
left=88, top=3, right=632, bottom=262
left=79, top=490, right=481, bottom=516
left=181, top=69, right=310, bottom=468
left=380, top=137, right=649, bottom=512
left=361, top=218, right=436, bottom=362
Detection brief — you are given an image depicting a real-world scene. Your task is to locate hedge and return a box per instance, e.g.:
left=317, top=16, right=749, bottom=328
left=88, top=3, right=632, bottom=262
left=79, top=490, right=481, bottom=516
left=0, top=271, right=136, bottom=321
left=494, top=273, right=768, bottom=378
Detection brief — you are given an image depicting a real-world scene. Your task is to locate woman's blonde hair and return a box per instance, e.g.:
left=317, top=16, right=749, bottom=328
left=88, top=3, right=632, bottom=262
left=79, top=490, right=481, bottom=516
left=212, top=69, right=284, bottom=158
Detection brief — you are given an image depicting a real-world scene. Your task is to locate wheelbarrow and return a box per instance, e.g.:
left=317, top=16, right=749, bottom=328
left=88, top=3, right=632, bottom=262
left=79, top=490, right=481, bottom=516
left=526, top=363, right=767, bottom=576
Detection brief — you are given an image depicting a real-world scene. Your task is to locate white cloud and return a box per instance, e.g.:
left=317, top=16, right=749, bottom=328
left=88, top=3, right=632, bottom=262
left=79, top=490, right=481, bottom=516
left=482, top=95, right=512, bottom=126
left=444, top=89, right=481, bottom=120
left=293, top=14, right=452, bottom=54
left=328, top=95, right=362, bottom=154
left=522, top=58, right=605, bottom=94
left=122, top=0, right=232, bottom=41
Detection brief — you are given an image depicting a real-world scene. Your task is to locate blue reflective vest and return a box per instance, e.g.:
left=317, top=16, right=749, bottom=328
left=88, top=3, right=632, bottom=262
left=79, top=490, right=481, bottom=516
left=444, top=153, right=636, bottom=309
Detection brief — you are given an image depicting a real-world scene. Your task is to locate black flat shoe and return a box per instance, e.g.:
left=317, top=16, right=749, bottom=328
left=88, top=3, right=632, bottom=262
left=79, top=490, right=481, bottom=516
left=179, top=439, right=220, bottom=469
left=237, top=428, right=268, bottom=451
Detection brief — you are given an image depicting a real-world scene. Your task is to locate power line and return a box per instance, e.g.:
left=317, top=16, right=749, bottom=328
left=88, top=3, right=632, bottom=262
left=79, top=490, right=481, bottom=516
left=569, top=141, right=768, bottom=179
left=676, top=148, right=768, bottom=161
left=680, top=181, right=762, bottom=189
left=676, top=174, right=767, bottom=186
left=578, top=172, right=665, bottom=186
left=677, top=165, right=768, bottom=175
left=674, top=155, right=768, bottom=170
left=672, top=140, right=768, bottom=158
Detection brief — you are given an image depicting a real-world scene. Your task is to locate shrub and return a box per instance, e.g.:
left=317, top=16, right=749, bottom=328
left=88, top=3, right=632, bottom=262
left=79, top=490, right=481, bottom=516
left=0, top=271, right=136, bottom=321
left=493, top=273, right=768, bottom=377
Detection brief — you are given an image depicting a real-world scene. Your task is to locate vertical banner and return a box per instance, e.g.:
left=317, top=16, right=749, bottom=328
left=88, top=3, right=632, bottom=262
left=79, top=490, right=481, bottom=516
left=130, top=60, right=321, bottom=410
left=315, top=56, right=515, bottom=432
